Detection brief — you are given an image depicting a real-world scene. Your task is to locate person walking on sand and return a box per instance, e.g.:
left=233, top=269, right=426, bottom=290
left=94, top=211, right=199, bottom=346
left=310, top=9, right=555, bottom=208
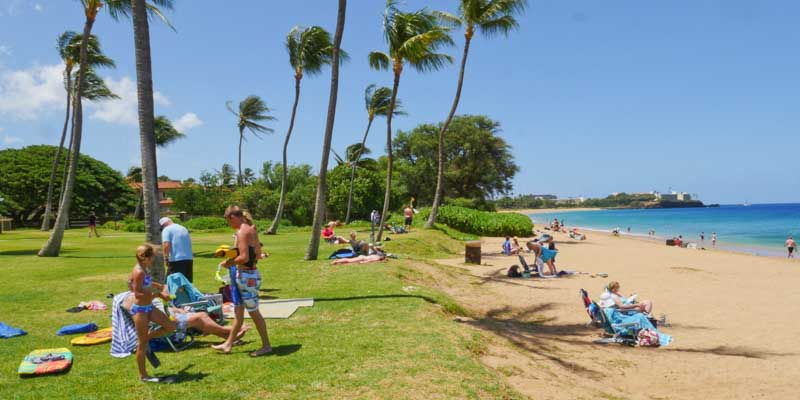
left=212, top=205, right=272, bottom=357
left=700, top=232, right=705, bottom=243
left=786, top=236, right=796, bottom=258
left=88, top=211, right=100, bottom=238
left=711, top=232, right=717, bottom=247
left=160, top=217, right=194, bottom=282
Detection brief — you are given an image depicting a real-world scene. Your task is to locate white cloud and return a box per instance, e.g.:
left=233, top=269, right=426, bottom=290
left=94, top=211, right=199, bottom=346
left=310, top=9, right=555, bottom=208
left=34, top=3, right=43, bottom=12
left=3, top=132, right=23, bottom=145
left=172, top=112, right=203, bottom=132
left=0, top=62, right=64, bottom=119
left=89, top=76, right=170, bottom=125
left=0, top=45, right=11, bottom=57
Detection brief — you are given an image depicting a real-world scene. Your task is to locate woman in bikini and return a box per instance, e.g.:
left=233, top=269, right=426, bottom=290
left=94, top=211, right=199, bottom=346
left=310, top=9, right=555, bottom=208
left=126, top=244, right=175, bottom=383
left=212, top=205, right=272, bottom=357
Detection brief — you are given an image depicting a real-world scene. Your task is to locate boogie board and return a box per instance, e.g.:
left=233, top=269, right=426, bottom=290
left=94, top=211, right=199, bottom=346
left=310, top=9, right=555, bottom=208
left=70, top=327, right=112, bottom=346
left=18, top=348, right=73, bottom=376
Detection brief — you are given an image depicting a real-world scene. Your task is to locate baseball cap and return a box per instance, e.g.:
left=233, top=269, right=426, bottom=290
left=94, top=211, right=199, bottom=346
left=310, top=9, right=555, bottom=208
left=158, top=217, right=172, bottom=226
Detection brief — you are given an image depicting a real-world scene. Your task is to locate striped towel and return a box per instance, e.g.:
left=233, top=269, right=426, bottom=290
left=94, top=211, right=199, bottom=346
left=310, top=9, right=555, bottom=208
left=110, top=292, right=138, bottom=358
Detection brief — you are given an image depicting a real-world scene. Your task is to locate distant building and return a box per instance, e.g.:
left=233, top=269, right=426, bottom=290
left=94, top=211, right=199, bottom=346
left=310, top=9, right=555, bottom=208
left=654, top=190, right=693, bottom=202
left=677, top=192, right=692, bottom=201
left=129, top=181, right=183, bottom=213
left=532, top=194, right=557, bottom=200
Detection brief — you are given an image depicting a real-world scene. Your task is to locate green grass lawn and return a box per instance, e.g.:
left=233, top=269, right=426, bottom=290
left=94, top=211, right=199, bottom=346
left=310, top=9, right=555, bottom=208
left=0, top=227, right=520, bottom=399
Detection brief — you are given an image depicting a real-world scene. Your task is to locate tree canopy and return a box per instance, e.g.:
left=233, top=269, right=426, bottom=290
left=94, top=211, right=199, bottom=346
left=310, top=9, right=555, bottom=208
left=393, top=115, right=518, bottom=205
left=0, top=145, right=135, bottom=223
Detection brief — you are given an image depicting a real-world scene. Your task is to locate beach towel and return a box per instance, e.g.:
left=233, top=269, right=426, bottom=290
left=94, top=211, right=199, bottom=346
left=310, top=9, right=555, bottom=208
left=605, top=308, right=672, bottom=346
left=0, top=322, right=27, bottom=339
left=56, top=323, right=98, bottom=336
left=223, top=298, right=314, bottom=319
left=167, top=273, right=205, bottom=306
left=18, top=348, right=73, bottom=376
left=328, top=248, right=356, bottom=259
left=110, top=292, right=138, bottom=358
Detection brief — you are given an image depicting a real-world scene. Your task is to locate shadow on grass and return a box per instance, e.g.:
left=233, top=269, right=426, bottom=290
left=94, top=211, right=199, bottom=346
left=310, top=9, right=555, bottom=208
left=315, top=294, right=438, bottom=305
left=1, top=248, right=79, bottom=256
left=160, top=364, right=210, bottom=383
left=272, top=344, right=302, bottom=357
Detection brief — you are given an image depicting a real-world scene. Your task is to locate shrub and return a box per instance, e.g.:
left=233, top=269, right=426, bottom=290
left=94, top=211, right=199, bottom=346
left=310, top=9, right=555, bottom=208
left=444, top=197, right=496, bottom=212
left=422, top=205, right=532, bottom=237
left=123, top=220, right=145, bottom=233
left=183, top=217, right=228, bottom=231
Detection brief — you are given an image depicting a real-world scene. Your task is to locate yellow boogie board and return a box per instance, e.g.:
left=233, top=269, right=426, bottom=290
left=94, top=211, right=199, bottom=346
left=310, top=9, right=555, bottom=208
left=18, top=348, right=73, bottom=376
left=70, top=327, right=112, bottom=346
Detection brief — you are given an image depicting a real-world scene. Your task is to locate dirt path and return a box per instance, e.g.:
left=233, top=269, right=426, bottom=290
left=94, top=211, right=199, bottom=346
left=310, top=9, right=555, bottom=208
left=408, top=231, right=800, bottom=400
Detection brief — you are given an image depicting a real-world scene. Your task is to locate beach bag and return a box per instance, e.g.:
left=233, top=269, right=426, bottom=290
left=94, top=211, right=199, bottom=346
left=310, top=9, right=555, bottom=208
left=57, top=323, right=98, bottom=336
left=507, top=265, right=522, bottom=278
left=637, top=329, right=660, bottom=347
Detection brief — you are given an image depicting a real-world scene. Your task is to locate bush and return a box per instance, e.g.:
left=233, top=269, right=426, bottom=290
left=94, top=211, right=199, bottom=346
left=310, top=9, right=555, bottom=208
left=421, top=205, right=532, bottom=237
left=444, top=197, right=496, bottom=212
left=183, top=217, right=228, bottom=231
left=123, top=220, right=145, bottom=233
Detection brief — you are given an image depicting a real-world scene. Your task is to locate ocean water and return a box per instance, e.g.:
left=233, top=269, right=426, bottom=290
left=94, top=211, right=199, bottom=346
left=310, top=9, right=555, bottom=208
left=530, top=204, right=800, bottom=257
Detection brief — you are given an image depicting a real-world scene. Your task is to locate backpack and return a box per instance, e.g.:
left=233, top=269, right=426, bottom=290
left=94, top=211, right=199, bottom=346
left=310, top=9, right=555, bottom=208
left=507, top=265, right=522, bottom=278
left=637, top=329, right=660, bottom=347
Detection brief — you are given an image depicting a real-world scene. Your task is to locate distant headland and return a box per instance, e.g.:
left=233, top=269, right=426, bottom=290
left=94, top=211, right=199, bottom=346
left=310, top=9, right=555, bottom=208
left=496, top=191, right=716, bottom=210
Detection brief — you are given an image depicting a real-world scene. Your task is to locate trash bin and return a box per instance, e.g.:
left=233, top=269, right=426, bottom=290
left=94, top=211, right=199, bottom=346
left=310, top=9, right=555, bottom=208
left=465, top=241, right=481, bottom=264
left=179, top=211, right=188, bottom=222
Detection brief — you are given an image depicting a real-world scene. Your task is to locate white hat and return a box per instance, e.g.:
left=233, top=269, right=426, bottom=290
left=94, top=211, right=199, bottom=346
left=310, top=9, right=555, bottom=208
left=158, top=217, right=172, bottom=226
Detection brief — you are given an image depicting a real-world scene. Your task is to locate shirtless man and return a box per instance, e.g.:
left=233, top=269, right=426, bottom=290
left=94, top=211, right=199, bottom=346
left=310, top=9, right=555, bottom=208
left=403, top=205, right=413, bottom=231
left=786, top=236, right=796, bottom=258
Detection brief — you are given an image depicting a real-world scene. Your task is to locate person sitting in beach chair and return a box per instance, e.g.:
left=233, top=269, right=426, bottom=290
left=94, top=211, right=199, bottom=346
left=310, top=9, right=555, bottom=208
left=322, top=222, right=348, bottom=244
left=598, top=281, right=654, bottom=315
left=569, top=228, right=586, bottom=240
left=383, top=223, right=407, bottom=234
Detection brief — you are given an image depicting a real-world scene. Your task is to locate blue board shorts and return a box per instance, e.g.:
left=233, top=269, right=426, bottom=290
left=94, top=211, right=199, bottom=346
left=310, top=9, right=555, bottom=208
left=229, top=266, right=261, bottom=313
left=540, top=247, right=557, bottom=262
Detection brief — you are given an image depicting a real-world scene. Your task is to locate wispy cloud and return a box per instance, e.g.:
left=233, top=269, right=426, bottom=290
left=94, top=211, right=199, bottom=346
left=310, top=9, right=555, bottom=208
left=172, top=112, right=203, bottom=132
left=34, top=3, right=43, bottom=12
left=0, top=0, right=24, bottom=17
left=89, top=76, right=170, bottom=125
left=0, top=45, right=11, bottom=57
left=0, top=62, right=64, bottom=119
left=2, top=130, right=23, bottom=145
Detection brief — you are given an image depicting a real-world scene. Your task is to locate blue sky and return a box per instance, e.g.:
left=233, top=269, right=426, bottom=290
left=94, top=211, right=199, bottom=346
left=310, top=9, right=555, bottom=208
left=1, top=0, right=799, bottom=205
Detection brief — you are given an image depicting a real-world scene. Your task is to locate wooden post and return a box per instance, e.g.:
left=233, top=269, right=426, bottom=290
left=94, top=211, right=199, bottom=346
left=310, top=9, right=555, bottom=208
left=465, top=241, right=481, bottom=264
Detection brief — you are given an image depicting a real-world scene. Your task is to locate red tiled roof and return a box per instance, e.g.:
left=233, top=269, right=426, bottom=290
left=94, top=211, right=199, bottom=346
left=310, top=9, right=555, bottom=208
left=129, top=181, right=183, bottom=191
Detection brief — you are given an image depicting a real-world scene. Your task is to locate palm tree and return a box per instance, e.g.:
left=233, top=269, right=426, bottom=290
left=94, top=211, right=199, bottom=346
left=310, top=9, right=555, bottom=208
left=344, top=84, right=405, bottom=223
left=226, top=96, right=275, bottom=188
left=305, top=0, right=347, bottom=260
left=39, top=0, right=173, bottom=259
left=41, top=32, right=114, bottom=231
left=133, top=116, right=185, bottom=218
left=368, top=0, right=454, bottom=241
left=426, top=0, right=527, bottom=229
left=267, top=26, right=344, bottom=235
left=333, top=143, right=371, bottom=167
left=218, top=164, right=236, bottom=188
left=242, top=168, right=256, bottom=185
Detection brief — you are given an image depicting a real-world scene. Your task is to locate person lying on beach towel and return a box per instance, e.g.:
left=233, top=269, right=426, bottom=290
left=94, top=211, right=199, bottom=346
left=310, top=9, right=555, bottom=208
left=330, top=251, right=387, bottom=265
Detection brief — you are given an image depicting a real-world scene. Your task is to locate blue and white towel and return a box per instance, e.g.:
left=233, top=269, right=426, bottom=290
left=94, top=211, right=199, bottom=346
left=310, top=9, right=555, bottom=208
left=110, top=292, right=138, bottom=358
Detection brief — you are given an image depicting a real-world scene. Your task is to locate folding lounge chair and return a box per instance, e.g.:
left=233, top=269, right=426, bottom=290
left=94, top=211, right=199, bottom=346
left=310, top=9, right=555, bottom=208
left=149, top=299, right=195, bottom=352
left=167, top=273, right=225, bottom=325
left=579, top=289, right=602, bottom=327
left=594, top=302, right=641, bottom=346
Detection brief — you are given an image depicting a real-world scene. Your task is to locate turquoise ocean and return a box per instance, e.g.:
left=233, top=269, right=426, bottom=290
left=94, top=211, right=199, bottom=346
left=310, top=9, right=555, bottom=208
left=530, top=204, right=800, bottom=257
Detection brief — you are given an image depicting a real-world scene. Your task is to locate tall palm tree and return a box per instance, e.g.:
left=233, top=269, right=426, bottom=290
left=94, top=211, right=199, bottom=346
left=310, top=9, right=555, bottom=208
left=368, top=0, right=454, bottom=241
left=41, top=32, right=114, bottom=231
left=333, top=143, right=371, bottom=167
left=57, top=67, right=119, bottom=218
left=242, top=168, right=256, bottom=185
left=39, top=0, right=173, bottom=259
left=267, top=26, right=343, bottom=235
left=305, top=0, right=347, bottom=260
left=218, top=164, right=236, bottom=188
left=426, top=0, right=527, bottom=228
left=344, top=84, right=405, bottom=223
left=133, top=116, right=185, bottom=218
left=226, top=96, right=275, bottom=188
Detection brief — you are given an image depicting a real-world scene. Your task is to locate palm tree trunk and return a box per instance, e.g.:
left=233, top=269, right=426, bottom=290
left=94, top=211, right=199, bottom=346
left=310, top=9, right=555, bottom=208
left=131, top=0, right=164, bottom=283
left=41, top=72, right=73, bottom=231
left=268, top=75, right=302, bottom=234
left=426, top=33, right=472, bottom=229
left=375, top=70, right=401, bottom=242
left=238, top=127, right=244, bottom=188
left=133, top=189, right=143, bottom=219
left=58, top=94, right=76, bottom=212
left=39, top=18, right=94, bottom=257
left=345, top=117, right=373, bottom=224
left=306, top=0, right=346, bottom=260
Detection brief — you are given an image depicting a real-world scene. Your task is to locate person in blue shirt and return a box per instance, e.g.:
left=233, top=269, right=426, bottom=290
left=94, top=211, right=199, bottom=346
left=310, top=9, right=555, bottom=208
left=159, top=217, right=194, bottom=282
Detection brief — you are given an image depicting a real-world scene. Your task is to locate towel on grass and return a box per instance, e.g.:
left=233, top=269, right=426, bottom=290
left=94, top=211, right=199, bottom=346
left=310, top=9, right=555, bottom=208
left=57, top=322, right=98, bottom=336
left=110, top=292, right=138, bottom=358
left=0, top=322, right=27, bottom=338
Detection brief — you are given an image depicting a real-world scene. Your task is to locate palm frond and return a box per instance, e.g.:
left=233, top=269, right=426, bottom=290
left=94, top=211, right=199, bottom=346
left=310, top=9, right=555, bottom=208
left=105, top=0, right=175, bottom=30
left=154, top=115, right=186, bottom=147
left=432, top=10, right=463, bottom=28
left=368, top=51, right=391, bottom=71
left=235, top=95, right=276, bottom=138
left=331, top=149, right=346, bottom=166
left=76, top=68, right=119, bottom=102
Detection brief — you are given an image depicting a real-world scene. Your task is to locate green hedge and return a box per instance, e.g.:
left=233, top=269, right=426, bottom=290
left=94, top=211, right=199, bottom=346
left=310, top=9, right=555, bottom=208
left=421, top=205, right=532, bottom=237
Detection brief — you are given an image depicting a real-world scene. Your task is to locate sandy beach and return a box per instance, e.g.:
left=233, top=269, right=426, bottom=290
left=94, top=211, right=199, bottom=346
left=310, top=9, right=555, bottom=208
left=420, top=229, right=800, bottom=399
left=499, top=207, right=602, bottom=215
